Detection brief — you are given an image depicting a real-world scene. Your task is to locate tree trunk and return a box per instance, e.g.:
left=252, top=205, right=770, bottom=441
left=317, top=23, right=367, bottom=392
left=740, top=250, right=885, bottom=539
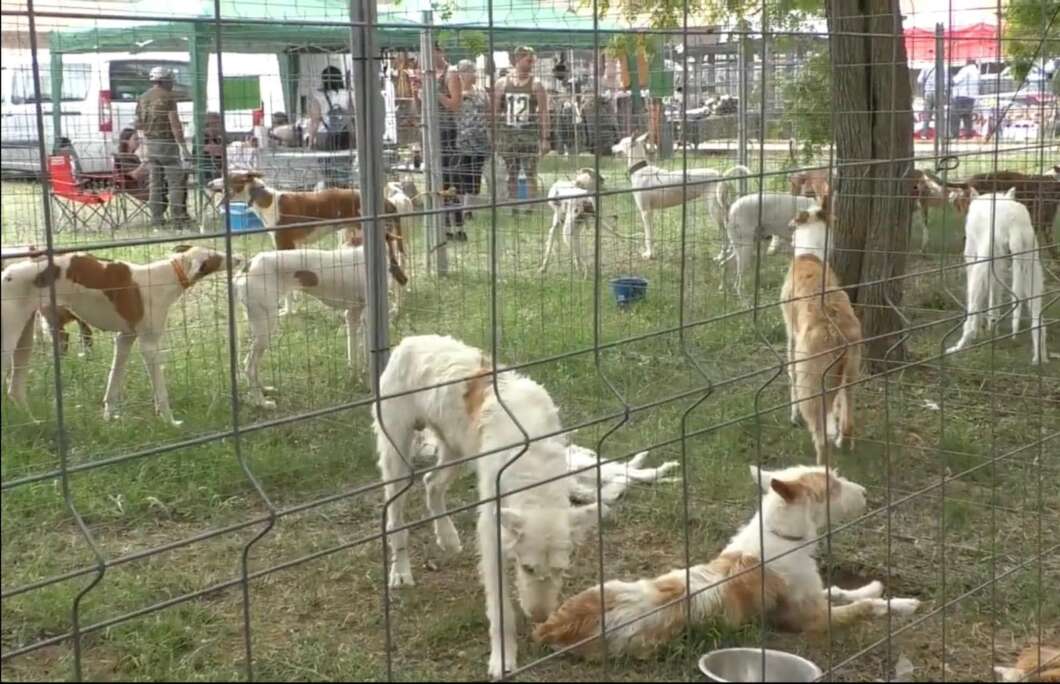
left=826, top=0, right=916, bottom=369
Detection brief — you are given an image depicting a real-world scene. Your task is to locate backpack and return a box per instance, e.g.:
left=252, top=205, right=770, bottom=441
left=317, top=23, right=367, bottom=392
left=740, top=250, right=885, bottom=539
left=322, top=90, right=351, bottom=133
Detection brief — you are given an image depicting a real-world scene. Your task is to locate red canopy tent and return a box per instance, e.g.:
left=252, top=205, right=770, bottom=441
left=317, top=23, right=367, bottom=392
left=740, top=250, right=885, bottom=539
left=904, top=22, right=1000, bottom=63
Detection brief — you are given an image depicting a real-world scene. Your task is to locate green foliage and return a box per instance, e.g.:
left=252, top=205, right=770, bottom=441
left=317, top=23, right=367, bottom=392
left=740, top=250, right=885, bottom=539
left=591, top=0, right=823, bottom=30
left=778, top=49, right=832, bottom=160
left=1004, top=0, right=1060, bottom=81
left=437, top=29, right=487, bottom=58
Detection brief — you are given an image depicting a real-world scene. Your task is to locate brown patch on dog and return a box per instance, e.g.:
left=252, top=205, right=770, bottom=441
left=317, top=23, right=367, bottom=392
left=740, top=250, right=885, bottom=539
left=65, top=255, right=144, bottom=326
left=463, top=367, right=493, bottom=425
left=32, top=263, right=61, bottom=288
left=194, top=254, right=224, bottom=281
left=272, top=188, right=363, bottom=250
left=713, top=552, right=786, bottom=626
left=293, top=270, right=319, bottom=288
left=793, top=472, right=840, bottom=502
left=1013, top=643, right=1060, bottom=682
left=532, top=586, right=617, bottom=660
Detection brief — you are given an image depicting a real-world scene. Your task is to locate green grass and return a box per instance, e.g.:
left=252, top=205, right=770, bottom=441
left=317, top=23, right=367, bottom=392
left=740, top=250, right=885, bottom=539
left=2, top=148, right=1058, bottom=682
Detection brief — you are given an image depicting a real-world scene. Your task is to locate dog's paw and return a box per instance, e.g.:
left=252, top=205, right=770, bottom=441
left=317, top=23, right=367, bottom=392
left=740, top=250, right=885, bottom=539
left=103, top=407, right=120, bottom=422
left=861, top=580, right=885, bottom=598
left=388, top=566, right=415, bottom=588
left=888, top=597, right=920, bottom=616
left=640, top=250, right=655, bottom=260
left=790, top=409, right=803, bottom=427
left=944, top=344, right=962, bottom=356
left=435, top=524, right=463, bottom=555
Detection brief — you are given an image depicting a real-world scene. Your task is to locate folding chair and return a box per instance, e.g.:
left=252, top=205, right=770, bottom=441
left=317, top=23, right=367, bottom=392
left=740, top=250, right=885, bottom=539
left=111, top=154, right=151, bottom=226
left=48, top=154, right=120, bottom=234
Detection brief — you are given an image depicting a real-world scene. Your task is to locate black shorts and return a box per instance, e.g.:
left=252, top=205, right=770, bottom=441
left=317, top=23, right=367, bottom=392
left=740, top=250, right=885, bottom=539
left=456, top=153, right=487, bottom=195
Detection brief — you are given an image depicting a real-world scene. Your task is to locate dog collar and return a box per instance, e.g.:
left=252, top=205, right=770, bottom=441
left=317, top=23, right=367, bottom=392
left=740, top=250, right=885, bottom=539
left=171, top=259, right=192, bottom=290
left=770, top=529, right=805, bottom=543
left=627, top=160, right=649, bottom=177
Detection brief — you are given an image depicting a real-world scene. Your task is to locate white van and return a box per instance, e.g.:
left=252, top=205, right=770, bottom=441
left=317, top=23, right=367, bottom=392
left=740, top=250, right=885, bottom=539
left=1, top=49, right=284, bottom=175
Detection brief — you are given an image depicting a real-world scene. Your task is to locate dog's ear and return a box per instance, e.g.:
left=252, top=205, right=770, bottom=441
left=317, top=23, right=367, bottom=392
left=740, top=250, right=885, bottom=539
left=1004, top=187, right=1017, bottom=200
left=770, top=478, right=801, bottom=503
left=172, top=244, right=193, bottom=253
left=967, top=187, right=980, bottom=201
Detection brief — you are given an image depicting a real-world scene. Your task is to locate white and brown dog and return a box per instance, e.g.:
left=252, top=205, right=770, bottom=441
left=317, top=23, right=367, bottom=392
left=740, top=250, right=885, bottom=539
left=207, top=172, right=407, bottom=312
left=615, top=132, right=747, bottom=260
left=782, top=195, right=863, bottom=464
left=2, top=245, right=235, bottom=425
left=233, top=244, right=407, bottom=409
left=539, top=168, right=614, bottom=275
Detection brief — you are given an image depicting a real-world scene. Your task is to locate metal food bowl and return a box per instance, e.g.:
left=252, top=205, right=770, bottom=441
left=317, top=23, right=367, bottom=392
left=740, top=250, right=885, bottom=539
left=698, top=648, right=822, bottom=682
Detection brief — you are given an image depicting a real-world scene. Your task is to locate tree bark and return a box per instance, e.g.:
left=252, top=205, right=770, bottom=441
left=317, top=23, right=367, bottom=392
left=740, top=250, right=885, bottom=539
left=826, top=0, right=916, bottom=369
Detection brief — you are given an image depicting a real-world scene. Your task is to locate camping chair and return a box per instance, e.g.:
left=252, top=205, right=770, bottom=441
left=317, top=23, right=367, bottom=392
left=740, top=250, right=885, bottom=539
left=47, top=154, right=120, bottom=234
left=111, top=155, right=151, bottom=226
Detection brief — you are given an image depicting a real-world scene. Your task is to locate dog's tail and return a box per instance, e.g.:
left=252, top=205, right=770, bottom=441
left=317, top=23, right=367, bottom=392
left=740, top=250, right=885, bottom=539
left=535, top=556, right=766, bottom=660
left=713, top=165, right=753, bottom=226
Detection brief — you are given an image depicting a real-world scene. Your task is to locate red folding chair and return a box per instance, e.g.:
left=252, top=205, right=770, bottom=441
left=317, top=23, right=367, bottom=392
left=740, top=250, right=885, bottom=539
left=48, top=154, right=119, bottom=234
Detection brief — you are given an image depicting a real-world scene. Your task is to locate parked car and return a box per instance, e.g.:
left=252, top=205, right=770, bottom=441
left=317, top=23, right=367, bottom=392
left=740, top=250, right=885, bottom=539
left=1, top=48, right=283, bottom=176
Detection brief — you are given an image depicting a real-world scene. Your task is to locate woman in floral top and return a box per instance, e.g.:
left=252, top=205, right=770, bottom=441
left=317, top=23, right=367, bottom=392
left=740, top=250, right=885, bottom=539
left=453, top=59, right=492, bottom=237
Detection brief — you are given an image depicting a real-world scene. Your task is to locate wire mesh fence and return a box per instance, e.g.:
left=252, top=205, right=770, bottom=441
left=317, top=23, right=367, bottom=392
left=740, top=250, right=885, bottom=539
left=1, top=0, right=1057, bottom=681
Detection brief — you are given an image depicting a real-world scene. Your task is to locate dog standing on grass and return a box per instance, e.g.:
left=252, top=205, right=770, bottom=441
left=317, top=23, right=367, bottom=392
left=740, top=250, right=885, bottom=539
left=945, top=188, right=1047, bottom=365
left=373, top=334, right=599, bottom=679
left=2, top=245, right=235, bottom=425
left=781, top=194, right=863, bottom=464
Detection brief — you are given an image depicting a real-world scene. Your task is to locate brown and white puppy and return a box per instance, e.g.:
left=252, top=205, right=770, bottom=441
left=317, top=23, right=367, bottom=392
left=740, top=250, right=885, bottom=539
left=789, top=168, right=831, bottom=202
left=782, top=194, right=863, bottom=464
left=1, top=245, right=237, bottom=425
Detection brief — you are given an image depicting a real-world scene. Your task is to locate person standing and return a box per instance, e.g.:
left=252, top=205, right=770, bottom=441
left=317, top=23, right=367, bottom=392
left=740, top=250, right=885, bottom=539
left=493, top=45, right=549, bottom=214
left=307, top=65, right=355, bottom=186
left=453, top=59, right=491, bottom=239
left=135, top=66, right=190, bottom=228
left=917, top=62, right=939, bottom=136
left=420, top=42, right=463, bottom=238
left=949, top=59, right=980, bottom=139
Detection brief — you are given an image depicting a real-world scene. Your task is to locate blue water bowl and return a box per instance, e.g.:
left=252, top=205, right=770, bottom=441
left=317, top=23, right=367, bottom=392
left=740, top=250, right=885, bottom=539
left=610, top=276, right=648, bottom=307
left=222, top=202, right=264, bottom=232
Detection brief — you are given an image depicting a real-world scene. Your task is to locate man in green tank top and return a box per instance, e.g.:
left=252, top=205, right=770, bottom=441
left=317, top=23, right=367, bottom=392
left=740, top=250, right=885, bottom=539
left=492, top=46, right=549, bottom=210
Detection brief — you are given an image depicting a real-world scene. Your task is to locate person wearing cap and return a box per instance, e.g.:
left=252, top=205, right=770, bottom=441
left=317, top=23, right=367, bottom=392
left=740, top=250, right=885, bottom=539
left=492, top=45, right=549, bottom=212
left=135, top=65, right=190, bottom=227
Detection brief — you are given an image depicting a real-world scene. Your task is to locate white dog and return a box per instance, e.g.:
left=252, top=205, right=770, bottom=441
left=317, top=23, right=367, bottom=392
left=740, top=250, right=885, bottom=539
left=2, top=245, right=235, bottom=425
left=945, top=188, right=1046, bottom=364
left=373, top=334, right=598, bottom=679
left=539, top=169, right=614, bottom=275
left=564, top=445, right=680, bottom=506
left=536, top=465, right=919, bottom=659
left=234, top=245, right=406, bottom=409
left=721, top=192, right=819, bottom=297
left=614, top=133, right=746, bottom=260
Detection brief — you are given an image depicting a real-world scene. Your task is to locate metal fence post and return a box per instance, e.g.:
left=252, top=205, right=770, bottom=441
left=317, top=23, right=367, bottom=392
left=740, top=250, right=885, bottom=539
left=419, top=10, right=448, bottom=277
left=935, top=22, right=946, bottom=159
left=350, top=0, right=391, bottom=379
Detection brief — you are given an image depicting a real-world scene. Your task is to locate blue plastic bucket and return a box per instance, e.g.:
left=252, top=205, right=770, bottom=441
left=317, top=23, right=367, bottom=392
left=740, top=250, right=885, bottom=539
left=222, top=202, right=264, bottom=232
left=609, top=276, right=648, bottom=307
